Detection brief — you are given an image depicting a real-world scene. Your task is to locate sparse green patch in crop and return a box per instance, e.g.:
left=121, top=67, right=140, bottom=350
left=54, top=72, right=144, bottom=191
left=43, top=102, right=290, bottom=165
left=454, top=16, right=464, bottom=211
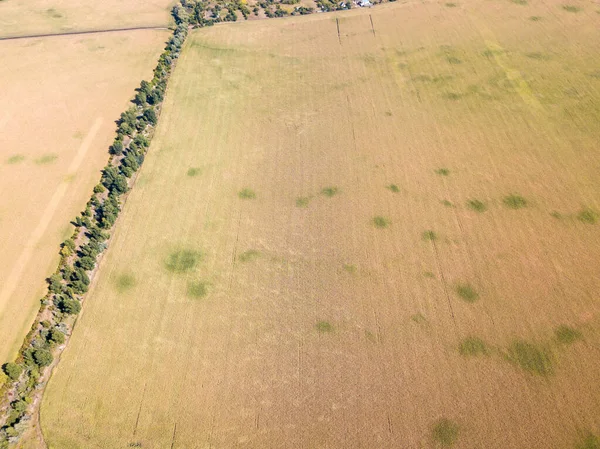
left=467, top=199, right=487, bottom=213
left=187, top=167, right=202, bottom=177
left=364, top=330, right=378, bottom=342
left=506, top=340, right=554, bottom=376
left=46, top=8, right=63, bottom=18
left=435, top=168, right=450, bottom=176
left=373, top=216, right=390, bottom=228
left=577, top=208, right=598, bottom=224
left=188, top=281, right=209, bottom=299
left=6, top=154, right=25, bottom=164
left=320, top=186, right=339, bottom=197
left=503, top=194, right=528, bottom=209
left=316, top=321, right=334, bottom=333
left=296, top=196, right=310, bottom=207
left=343, top=264, right=357, bottom=274
left=589, top=70, right=600, bottom=79
left=432, top=418, right=460, bottom=447
left=444, top=92, right=463, bottom=100
left=529, top=15, right=542, bottom=20
left=555, top=325, right=582, bottom=345
left=445, top=2, right=457, bottom=7
left=511, top=0, right=527, bottom=5
left=35, top=154, right=58, bottom=165
left=454, top=283, right=479, bottom=302
left=115, top=274, right=136, bottom=292
left=447, top=56, right=462, bottom=65
left=482, top=48, right=505, bottom=58
left=423, top=271, right=436, bottom=278
left=385, top=111, right=393, bottom=116
left=459, top=336, right=489, bottom=356
left=165, top=249, right=202, bottom=273
left=562, top=5, right=581, bottom=12
left=386, top=184, right=400, bottom=193
left=550, top=211, right=563, bottom=219
left=422, top=230, right=438, bottom=241
left=238, top=188, right=256, bottom=199
left=239, top=250, right=260, bottom=262
left=526, top=52, right=550, bottom=60
left=441, top=199, right=454, bottom=207
left=575, top=432, right=600, bottom=449
left=411, top=313, right=427, bottom=324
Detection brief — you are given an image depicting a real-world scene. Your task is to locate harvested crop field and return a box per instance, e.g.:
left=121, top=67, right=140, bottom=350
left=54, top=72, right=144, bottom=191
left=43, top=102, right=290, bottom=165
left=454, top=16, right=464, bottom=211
left=0, top=0, right=174, bottom=38
left=0, top=29, right=169, bottom=364
left=41, top=1, right=600, bottom=448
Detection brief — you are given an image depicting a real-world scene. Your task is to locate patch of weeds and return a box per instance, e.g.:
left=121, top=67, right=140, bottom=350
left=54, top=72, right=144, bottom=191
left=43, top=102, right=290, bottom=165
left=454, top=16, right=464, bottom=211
left=577, top=208, right=598, bottom=224
left=238, top=188, right=256, bottom=199
left=386, top=184, right=400, bottom=193
left=385, top=111, right=393, bottom=116
left=187, top=167, right=201, bottom=177
left=511, top=0, right=527, bottom=5
left=575, top=432, right=600, bottom=449
left=316, top=321, right=334, bottom=333
left=432, top=418, right=460, bottom=447
left=503, top=194, right=528, bottom=209
left=506, top=340, right=554, bottom=376
left=320, top=186, right=339, bottom=197
left=562, top=5, right=581, bottom=12
left=343, top=264, right=357, bottom=274
left=422, top=230, right=438, bottom=241
left=239, top=250, right=260, bottom=262
left=529, top=15, right=542, bottom=21
left=373, top=216, right=391, bottom=228
left=413, top=74, right=432, bottom=82
left=435, top=168, right=450, bottom=176
left=589, top=70, right=600, bottom=79
left=554, top=325, right=582, bottom=344
left=35, top=154, right=58, bottom=165
left=165, top=249, right=202, bottom=273
left=188, top=281, right=209, bottom=298
left=447, top=56, right=462, bottom=65
left=445, top=2, right=457, bottom=6
left=441, top=200, right=454, bottom=207
left=454, top=283, right=479, bottom=303
left=6, top=154, right=25, bottom=164
left=550, top=211, right=563, bottom=219
left=115, top=274, right=135, bottom=292
left=46, top=8, right=63, bottom=18
left=423, top=271, right=436, bottom=278
left=459, top=336, right=489, bottom=356
left=467, top=199, right=487, bottom=213
left=525, top=52, right=550, bottom=60
left=482, top=48, right=505, bottom=58
left=296, top=196, right=310, bottom=207
left=411, top=313, right=427, bottom=324
left=364, top=330, right=378, bottom=342
left=443, top=92, right=463, bottom=100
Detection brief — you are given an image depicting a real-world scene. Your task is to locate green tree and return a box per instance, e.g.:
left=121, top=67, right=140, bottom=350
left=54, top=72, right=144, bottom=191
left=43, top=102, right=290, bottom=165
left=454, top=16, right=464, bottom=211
left=48, top=329, right=65, bottom=345
left=32, top=349, right=53, bottom=367
left=2, top=362, right=22, bottom=381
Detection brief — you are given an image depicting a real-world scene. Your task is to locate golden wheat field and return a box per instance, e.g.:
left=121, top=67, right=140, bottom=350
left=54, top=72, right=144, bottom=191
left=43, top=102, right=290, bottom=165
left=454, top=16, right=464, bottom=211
left=38, top=1, right=600, bottom=448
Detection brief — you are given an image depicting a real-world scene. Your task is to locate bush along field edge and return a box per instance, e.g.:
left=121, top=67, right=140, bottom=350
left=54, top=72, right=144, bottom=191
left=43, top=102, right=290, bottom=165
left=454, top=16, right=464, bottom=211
left=0, top=5, right=195, bottom=446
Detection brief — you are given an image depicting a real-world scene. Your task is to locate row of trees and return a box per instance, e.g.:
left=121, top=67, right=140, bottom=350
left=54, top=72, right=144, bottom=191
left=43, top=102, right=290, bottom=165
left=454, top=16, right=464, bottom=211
left=0, top=5, right=190, bottom=446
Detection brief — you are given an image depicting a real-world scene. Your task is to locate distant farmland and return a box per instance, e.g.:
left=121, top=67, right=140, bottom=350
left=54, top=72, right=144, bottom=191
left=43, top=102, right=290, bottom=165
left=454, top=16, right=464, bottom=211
left=41, top=1, right=600, bottom=448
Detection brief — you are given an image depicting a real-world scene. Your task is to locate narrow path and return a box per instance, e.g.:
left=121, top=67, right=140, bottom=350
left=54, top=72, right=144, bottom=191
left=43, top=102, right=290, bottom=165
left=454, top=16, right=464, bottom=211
left=0, top=26, right=169, bottom=42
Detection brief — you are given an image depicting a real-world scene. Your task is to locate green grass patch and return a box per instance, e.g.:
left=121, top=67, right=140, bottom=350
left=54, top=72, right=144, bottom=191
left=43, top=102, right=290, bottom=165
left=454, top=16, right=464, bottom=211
left=432, top=418, right=460, bottom=447
left=238, top=188, right=256, bottom=199
left=373, top=216, right=391, bottom=228
left=296, top=196, right=310, bottom=207
left=411, top=313, right=427, bottom=324
left=506, top=340, right=554, bottom=376
left=188, top=281, right=209, bottom=298
left=386, top=184, right=400, bottom=193
left=503, top=194, right=528, bottom=209
left=467, top=199, right=487, bottom=213
left=186, top=167, right=202, bottom=177
left=6, top=154, right=25, bottom=164
left=435, top=168, right=450, bottom=176
left=443, top=92, right=463, bottom=100
left=239, top=250, right=260, bottom=262
left=447, top=56, right=462, bottom=65
left=550, top=211, right=563, bottom=219
left=525, top=52, right=549, bottom=61
left=562, top=4, right=581, bottom=12
left=441, top=199, right=454, bottom=207
left=115, top=274, right=135, bottom=292
left=554, top=325, right=582, bottom=345
left=529, top=15, right=542, bottom=20
left=576, top=432, right=600, bottom=449
left=422, top=230, right=438, bottom=241
left=320, top=186, right=339, bottom=197
left=445, top=2, right=457, bottom=6
left=423, top=271, right=436, bottom=278
left=343, top=264, right=357, bottom=274
left=577, top=208, right=598, bottom=224
left=511, top=0, right=527, bottom=5
left=35, top=154, right=58, bottom=165
left=316, top=321, right=334, bottom=333
left=165, top=249, right=202, bottom=273
left=454, top=283, right=479, bottom=303
left=459, top=336, right=489, bottom=356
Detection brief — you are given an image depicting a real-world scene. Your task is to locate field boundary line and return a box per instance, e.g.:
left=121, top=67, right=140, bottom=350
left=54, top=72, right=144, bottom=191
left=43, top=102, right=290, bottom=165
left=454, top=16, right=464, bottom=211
left=0, top=26, right=170, bottom=42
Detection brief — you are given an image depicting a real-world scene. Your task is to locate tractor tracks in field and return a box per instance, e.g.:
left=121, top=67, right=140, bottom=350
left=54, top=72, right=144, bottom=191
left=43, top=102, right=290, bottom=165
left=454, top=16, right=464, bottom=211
left=0, top=26, right=170, bottom=42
